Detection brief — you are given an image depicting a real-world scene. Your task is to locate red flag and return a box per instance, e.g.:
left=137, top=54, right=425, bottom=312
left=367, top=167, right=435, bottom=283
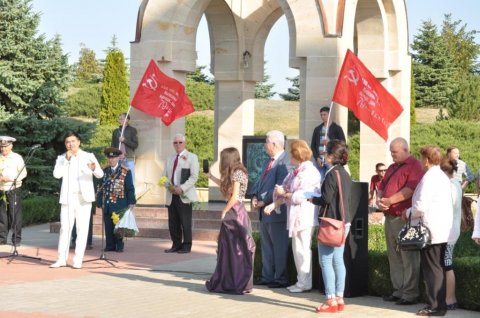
left=332, top=49, right=403, bottom=140
left=131, top=59, right=195, bottom=126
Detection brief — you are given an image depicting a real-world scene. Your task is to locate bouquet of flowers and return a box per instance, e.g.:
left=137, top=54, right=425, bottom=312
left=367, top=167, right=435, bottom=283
left=110, top=189, right=150, bottom=239
left=112, top=207, right=138, bottom=238
left=158, top=176, right=174, bottom=191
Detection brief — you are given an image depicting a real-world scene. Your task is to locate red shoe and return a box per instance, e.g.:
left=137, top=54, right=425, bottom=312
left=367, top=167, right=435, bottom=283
left=315, top=300, right=338, bottom=313
left=337, top=297, right=345, bottom=311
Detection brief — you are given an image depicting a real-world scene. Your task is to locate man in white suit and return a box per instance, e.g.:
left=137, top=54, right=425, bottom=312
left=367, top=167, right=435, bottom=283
left=163, top=133, right=199, bottom=254
left=50, top=131, right=104, bottom=269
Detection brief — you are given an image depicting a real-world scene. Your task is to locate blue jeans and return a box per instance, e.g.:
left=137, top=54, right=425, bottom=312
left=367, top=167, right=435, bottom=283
left=318, top=243, right=346, bottom=299
left=121, top=159, right=135, bottom=182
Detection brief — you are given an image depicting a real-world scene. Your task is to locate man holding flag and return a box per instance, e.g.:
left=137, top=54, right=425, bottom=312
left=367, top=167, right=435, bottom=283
left=112, top=112, right=138, bottom=181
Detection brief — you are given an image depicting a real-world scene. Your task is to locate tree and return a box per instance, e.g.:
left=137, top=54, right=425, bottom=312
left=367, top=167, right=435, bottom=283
left=255, top=62, right=276, bottom=99
left=187, top=65, right=213, bottom=84
left=411, top=20, right=457, bottom=108
left=0, top=0, right=72, bottom=119
left=76, top=44, right=102, bottom=82
left=447, top=74, right=480, bottom=121
left=99, top=42, right=129, bottom=125
left=279, top=75, right=300, bottom=101
left=441, top=14, right=480, bottom=77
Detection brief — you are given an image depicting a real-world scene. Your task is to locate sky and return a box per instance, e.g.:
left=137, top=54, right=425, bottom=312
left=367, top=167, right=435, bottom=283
left=31, top=0, right=479, bottom=98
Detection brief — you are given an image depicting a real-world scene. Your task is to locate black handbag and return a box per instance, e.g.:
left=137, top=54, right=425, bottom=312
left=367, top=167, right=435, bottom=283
left=397, top=212, right=431, bottom=251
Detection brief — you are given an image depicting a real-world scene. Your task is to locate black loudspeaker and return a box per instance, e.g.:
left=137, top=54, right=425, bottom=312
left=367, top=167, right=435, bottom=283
left=344, top=181, right=369, bottom=297
left=202, top=159, right=209, bottom=174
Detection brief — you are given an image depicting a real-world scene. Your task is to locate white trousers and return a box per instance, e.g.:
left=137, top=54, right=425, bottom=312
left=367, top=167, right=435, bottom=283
left=57, top=194, right=92, bottom=266
left=292, top=227, right=315, bottom=290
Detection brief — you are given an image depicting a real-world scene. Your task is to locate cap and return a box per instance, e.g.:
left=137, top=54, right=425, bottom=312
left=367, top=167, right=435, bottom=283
left=0, top=136, right=16, bottom=147
left=104, top=147, right=122, bottom=158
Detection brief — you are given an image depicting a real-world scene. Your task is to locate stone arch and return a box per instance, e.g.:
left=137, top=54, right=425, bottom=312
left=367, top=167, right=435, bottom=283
left=130, top=0, right=410, bottom=203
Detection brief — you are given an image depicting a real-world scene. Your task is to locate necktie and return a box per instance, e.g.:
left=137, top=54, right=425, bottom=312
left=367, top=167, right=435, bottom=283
left=171, top=154, right=179, bottom=184
left=262, top=158, right=274, bottom=180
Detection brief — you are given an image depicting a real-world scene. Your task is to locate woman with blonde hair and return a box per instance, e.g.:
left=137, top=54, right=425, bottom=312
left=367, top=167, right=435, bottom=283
left=205, top=147, right=255, bottom=294
left=265, top=139, right=320, bottom=293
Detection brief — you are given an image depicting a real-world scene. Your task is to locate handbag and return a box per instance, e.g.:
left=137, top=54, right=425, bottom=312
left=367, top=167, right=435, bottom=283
left=317, top=170, right=346, bottom=247
left=397, top=212, right=431, bottom=251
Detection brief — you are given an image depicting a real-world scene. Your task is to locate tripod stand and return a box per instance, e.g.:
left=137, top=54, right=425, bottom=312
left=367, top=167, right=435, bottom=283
left=83, top=169, right=120, bottom=266
left=0, top=145, right=41, bottom=263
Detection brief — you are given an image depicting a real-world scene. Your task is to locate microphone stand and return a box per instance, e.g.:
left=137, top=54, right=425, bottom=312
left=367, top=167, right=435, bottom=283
left=83, top=168, right=120, bottom=266
left=0, top=146, right=41, bottom=263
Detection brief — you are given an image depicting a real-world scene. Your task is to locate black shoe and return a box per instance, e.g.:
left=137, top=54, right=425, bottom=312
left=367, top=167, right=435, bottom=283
left=104, top=247, right=116, bottom=252
left=86, top=245, right=93, bottom=250
left=164, top=247, right=181, bottom=253
left=116, top=248, right=124, bottom=253
left=177, top=249, right=190, bottom=254
left=416, top=308, right=446, bottom=316
left=268, top=282, right=289, bottom=288
left=396, top=298, right=418, bottom=305
left=254, top=280, right=270, bottom=286
left=383, top=295, right=401, bottom=302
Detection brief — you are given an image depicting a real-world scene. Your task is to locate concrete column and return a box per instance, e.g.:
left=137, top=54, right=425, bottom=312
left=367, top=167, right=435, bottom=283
left=209, top=80, right=255, bottom=201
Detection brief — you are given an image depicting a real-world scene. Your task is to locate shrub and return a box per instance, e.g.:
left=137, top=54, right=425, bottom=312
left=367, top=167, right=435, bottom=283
left=186, top=80, right=215, bottom=111
left=22, top=196, right=60, bottom=226
left=185, top=114, right=214, bottom=188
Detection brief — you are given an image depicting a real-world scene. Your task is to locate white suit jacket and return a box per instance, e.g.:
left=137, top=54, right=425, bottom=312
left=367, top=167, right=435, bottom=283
left=53, top=149, right=104, bottom=204
left=162, top=150, right=199, bottom=205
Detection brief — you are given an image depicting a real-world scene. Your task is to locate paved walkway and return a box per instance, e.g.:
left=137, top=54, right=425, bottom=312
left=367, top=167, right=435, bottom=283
left=0, top=224, right=478, bottom=318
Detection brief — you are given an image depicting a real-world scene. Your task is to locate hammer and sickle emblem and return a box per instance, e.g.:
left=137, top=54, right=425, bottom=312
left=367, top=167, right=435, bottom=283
left=142, top=74, right=158, bottom=91
left=344, top=68, right=360, bottom=86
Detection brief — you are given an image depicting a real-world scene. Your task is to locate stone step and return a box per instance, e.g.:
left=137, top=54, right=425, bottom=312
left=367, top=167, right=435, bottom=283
left=51, top=205, right=260, bottom=241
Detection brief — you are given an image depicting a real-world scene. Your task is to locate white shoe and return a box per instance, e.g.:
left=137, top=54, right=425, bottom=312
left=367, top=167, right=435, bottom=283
left=50, top=261, right=66, bottom=268
left=286, top=284, right=297, bottom=290
left=72, top=262, right=82, bottom=269
left=288, top=286, right=310, bottom=293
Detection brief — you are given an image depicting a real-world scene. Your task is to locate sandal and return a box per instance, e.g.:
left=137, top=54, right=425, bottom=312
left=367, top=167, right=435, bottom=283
left=315, top=299, right=338, bottom=313
left=336, top=297, right=345, bottom=311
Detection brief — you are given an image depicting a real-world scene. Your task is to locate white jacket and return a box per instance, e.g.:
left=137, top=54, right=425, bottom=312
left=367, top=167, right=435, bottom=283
left=408, top=165, right=453, bottom=244
left=162, top=150, right=199, bottom=205
left=53, top=149, right=104, bottom=204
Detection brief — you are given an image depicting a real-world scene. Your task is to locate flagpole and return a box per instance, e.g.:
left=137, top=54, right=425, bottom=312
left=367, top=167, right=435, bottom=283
left=118, top=105, right=132, bottom=150
left=325, top=101, right=334, bottom=138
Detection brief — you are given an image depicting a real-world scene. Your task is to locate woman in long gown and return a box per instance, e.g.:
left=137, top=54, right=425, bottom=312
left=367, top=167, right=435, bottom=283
left=205, top=147, right=255, bottom=294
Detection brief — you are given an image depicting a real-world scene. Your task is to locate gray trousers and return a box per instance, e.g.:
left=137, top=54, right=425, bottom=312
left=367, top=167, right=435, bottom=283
left=384, top=214, right=421, bottom=301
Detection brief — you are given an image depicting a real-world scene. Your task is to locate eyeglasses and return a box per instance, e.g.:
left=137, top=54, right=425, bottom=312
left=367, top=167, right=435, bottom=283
left=378, top=169, right=387, bottom=172
left=173, top=141, right=183, bottom=145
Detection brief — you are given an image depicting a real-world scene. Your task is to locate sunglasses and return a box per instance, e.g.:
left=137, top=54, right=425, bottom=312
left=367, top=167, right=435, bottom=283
left=173, top=141, right=184, bottom=145
left=378, top=169, right=387, bottom=172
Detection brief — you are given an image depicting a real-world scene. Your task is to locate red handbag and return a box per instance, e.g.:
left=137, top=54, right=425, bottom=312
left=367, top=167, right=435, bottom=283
left=317, top=170, right=346, bottom=247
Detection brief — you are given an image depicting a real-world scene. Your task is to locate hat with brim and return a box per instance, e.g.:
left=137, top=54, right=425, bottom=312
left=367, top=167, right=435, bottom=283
left=0, top=136, right=16, bottom=147
left=104, top=147, right=122, bottom=158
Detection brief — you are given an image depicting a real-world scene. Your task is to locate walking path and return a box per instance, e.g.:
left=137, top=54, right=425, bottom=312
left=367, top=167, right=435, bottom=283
left=0, top=224, right=477, bottom=318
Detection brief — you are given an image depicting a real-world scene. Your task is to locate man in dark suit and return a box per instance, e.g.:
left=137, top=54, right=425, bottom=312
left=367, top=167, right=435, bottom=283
left=97, top=147, right=136, bottom=253
left=310, top=106, right=345, bottom=179
left=251, top=130, right=292, bottom=288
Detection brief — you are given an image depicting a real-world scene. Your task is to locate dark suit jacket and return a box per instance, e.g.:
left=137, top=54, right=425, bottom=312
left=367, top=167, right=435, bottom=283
left=310, top=122, right=346, bottom=160
left=111, top=125, right=138, bottom=159
left=250, top=151, right=292, bottom=223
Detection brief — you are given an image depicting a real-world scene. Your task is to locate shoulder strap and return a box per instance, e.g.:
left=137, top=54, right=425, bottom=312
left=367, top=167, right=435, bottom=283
left=335, top=169, right=345, bottom=222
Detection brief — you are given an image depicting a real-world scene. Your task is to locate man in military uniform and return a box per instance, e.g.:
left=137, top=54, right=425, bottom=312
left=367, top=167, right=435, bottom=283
left=0, top=136, right=27, bottom=245
left=97, top=147, right=136, bottom=253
